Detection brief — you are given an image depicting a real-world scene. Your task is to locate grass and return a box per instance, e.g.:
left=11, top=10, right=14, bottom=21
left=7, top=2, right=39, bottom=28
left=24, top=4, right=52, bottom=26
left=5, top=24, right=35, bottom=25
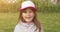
left=37, top=13, right=60, bottom=32
left=0, top=12, right=60, bottom=32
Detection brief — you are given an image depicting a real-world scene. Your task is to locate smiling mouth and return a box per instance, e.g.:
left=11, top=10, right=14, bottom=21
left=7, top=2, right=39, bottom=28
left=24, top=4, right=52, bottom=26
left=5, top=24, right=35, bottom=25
left=26, top=17, right=31, bottom=19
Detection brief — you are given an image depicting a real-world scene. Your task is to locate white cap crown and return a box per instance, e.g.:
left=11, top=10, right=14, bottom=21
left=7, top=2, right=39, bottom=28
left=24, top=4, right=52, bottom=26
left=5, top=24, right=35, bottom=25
left=20, top=0, right=36, bottom=11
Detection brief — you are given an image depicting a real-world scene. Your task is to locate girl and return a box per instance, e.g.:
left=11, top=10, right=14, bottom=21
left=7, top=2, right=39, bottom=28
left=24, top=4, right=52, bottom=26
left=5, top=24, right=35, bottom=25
left=14, top=0, right=44, bottom=32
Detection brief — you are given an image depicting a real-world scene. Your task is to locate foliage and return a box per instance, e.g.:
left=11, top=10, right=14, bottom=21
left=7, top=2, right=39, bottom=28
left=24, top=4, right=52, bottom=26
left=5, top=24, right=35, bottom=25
left=0, top=0, right=60, bottom=13
left=32, top=0, right=60, bottom=13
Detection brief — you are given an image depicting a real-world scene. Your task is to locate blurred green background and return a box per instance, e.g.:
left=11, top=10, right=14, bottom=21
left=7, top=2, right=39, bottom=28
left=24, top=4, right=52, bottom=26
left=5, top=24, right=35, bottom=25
left=0, top=0, right=60, bottom=32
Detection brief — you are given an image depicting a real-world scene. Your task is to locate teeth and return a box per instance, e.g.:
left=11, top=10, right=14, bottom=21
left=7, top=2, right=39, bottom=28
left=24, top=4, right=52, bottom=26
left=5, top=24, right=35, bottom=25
left=26, top=17, right=31, bottom=19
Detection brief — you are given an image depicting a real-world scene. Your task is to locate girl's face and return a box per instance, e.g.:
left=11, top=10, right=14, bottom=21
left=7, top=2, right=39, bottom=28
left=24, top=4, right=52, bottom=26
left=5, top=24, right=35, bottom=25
left=22, top=8, right=34, bottom=23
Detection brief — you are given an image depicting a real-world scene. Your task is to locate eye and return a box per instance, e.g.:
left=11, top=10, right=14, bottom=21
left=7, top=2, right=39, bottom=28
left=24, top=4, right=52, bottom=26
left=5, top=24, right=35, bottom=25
left=23, top=11, right=26, bottom=13
left=29, top=10, right=33, bottom=13
left=22, top=9, right=26, bottom=13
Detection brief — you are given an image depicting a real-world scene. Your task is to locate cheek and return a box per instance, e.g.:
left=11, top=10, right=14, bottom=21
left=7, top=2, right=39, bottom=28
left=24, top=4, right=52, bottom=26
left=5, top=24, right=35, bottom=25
left=30, top=13, right=34, bottom=17
left=22, top=13, right=26, bottom=17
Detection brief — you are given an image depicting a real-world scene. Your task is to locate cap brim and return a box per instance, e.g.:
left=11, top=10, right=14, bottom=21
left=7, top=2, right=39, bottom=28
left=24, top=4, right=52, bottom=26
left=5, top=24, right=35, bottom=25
left=19, top=7, right=37, bottom=12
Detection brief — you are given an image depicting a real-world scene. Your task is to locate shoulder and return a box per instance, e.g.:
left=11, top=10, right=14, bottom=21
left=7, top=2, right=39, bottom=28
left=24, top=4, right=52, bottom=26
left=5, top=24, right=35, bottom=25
left=14, top=23, right=22, bottom=32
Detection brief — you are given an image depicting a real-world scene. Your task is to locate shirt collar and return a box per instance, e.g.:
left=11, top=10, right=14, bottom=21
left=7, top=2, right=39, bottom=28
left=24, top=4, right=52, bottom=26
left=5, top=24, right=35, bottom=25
left=19, top=21, right=35, bottom=28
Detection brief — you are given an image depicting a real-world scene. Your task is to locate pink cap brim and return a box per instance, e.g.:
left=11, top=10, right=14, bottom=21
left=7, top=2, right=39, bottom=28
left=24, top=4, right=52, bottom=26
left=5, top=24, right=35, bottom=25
left=19, top=6, right=37, bottom=12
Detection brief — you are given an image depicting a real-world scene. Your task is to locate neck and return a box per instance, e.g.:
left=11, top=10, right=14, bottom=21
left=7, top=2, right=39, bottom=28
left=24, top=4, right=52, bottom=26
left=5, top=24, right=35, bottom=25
left=27, top=22, right=32, bottom=25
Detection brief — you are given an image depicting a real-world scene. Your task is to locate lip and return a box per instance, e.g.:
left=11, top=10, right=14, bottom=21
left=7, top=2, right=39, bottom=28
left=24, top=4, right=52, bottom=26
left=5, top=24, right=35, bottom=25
left=25, top=17, right=31, bottom=19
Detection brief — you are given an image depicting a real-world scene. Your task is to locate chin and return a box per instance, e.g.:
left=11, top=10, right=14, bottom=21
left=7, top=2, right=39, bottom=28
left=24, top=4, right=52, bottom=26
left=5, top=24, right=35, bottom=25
left=25, top=20, right=32, bottom=22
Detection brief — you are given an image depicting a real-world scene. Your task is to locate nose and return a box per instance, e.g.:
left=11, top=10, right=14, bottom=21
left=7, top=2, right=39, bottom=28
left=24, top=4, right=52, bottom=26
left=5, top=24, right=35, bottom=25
left=27, top=12, right=31, bottom=16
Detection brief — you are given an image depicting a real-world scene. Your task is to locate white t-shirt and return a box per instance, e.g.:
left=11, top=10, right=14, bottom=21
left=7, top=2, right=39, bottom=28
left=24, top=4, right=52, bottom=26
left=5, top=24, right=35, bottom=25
left=14, top=22, right=44, bottom=32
